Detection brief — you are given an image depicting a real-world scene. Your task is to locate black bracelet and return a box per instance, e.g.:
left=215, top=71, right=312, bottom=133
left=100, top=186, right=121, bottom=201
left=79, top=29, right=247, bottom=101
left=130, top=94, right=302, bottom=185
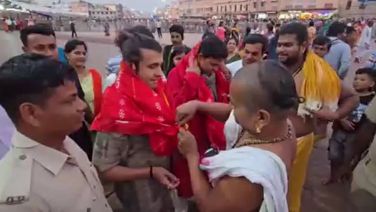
left=149, top=166, right=153, bottom=178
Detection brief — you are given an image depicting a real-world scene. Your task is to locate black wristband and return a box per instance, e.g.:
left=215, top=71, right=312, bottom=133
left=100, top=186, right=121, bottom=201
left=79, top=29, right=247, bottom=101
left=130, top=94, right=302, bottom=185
left=149, top=166, right=153, bottom=178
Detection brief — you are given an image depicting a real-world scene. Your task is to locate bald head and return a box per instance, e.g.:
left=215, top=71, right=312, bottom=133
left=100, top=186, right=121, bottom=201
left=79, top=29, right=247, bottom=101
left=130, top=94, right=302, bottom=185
left=232, top=60, right=299, bottom=115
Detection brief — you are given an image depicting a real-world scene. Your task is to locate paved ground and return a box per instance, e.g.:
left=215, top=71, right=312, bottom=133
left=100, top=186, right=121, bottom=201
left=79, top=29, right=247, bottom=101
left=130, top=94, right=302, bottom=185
left=55, top=31, right=202, bottom=47
left=0, top=31, right=119, bottom=73
left=0, top=31, right=201, bottom=73
left=0, top=30, right=374, bottom=212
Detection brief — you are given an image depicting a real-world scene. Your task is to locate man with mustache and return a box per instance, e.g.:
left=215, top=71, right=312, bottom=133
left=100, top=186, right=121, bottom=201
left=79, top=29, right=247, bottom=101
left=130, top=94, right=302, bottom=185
left=226, top=34, right=268, bottom=77
left=19, top=23, right=93, bottom=157
left=276, top=22, right=359, bottom=212
left=0, top=54, right=111, bottom=211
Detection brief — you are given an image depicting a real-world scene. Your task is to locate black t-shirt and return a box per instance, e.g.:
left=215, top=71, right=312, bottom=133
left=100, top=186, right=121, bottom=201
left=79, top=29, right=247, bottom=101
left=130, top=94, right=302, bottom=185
left=70, top=22, right=75, bottom=30
left=360, top=93, right=375, bottom=105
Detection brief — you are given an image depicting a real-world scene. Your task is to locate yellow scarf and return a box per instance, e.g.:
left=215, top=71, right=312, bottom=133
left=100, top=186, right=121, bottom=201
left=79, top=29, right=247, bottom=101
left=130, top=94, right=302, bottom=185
left=297, top=51, right=341, bottom=117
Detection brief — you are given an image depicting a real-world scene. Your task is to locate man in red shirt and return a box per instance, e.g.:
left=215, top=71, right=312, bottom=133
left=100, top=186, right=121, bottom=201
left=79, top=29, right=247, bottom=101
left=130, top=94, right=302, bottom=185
left=167, top=35, right=229, bottom=199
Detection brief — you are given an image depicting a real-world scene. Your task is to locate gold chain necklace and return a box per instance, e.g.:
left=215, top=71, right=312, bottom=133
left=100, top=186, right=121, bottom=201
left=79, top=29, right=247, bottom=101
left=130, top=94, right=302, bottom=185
left=292, top=52, right=308, bottom=78
left=235, top=125, right=293, bottom=148
left=292, top=66, right=303, bottom=78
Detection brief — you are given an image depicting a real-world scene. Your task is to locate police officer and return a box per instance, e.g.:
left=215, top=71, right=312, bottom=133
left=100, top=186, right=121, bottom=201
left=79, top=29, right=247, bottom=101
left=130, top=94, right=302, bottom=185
left=0, top=54, right=112, bottom=212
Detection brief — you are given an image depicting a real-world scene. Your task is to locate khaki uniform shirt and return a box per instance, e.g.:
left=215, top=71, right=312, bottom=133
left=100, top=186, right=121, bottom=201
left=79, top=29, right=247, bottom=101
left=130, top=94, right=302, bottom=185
left=353, top=97, right=376, bottom=196
left=0, top=131, right=112, bottom=212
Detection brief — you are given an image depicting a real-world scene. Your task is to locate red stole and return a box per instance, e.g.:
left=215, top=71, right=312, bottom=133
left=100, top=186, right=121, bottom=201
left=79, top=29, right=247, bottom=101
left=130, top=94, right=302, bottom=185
left=170, top=43, right=229, bottom=150
left=91, top=62, right=178, bottom=156
left=167, top=43, right=229, bottom=197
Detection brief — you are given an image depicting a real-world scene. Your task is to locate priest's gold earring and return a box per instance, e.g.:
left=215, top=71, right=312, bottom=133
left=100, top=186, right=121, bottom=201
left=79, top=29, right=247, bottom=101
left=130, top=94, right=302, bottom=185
left=255, top=125, right=262, bottom=134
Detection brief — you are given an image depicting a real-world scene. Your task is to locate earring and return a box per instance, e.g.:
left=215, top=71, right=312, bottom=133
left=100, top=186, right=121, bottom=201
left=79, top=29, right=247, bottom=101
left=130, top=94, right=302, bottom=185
left=256, top=126, right=261, bottom=134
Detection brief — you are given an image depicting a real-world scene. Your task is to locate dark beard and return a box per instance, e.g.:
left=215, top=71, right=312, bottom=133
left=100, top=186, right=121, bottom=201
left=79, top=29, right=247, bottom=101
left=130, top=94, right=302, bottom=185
left=280, top=56, right=299, bottom=67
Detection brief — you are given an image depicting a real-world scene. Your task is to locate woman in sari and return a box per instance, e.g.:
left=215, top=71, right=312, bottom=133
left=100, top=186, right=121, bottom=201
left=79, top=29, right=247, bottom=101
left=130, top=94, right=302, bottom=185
left=91, top=26, right=179, bottom=211
left=177, top=61, right=298, bottom=212
left=64, top=39, right=103, bottom=117
left=226, top=38, right=241, bottom=64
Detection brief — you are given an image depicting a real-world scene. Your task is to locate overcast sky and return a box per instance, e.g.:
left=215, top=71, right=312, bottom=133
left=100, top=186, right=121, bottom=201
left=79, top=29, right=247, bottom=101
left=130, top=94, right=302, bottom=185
left=87, top=0, right=171, bottom=12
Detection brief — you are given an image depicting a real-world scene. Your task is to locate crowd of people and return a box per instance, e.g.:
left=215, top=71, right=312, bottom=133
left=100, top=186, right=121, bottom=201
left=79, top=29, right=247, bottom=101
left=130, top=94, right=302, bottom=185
left=0, top=15, right=376, bottom=212
left=1, top=16, right=33, bottom=32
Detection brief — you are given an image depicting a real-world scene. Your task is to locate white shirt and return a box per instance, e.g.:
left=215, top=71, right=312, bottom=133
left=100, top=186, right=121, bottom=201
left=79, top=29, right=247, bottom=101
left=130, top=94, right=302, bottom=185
left=224, top=110, right=242, bottom=150
left=251, top=28, right=260, bottom=34
left=5, top=19, right=11, bottom=25
left=358, top=26, right=372, bottom=48
left=226, top=60, right=243, bottom=77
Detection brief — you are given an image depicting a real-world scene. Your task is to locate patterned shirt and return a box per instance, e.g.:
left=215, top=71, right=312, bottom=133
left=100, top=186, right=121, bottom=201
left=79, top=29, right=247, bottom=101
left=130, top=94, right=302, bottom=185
left=92, top=133, right=174, bottom=212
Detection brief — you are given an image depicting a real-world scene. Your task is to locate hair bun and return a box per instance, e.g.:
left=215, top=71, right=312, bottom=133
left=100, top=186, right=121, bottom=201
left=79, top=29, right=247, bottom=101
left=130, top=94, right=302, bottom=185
left=115, top=29, right=134, bottom=48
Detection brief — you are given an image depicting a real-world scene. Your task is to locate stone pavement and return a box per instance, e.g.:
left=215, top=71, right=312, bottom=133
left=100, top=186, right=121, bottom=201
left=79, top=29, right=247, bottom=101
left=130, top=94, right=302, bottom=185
left=0, top=30, right=375, bottom=212
left=56, top=31, right=202, bottom=47
left=302, top=139, right=352, bottom=212
left=0, top=31, right=202, bottom=72
left=0, top=31, right=118, bottom=73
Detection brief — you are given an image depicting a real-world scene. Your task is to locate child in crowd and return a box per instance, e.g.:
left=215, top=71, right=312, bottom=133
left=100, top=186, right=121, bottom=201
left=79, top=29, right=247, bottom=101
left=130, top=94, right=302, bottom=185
left=325, top=68, right=376, bottom=184
left=312, top=35, right=331, bottom=58
left=170, top=45, right=187, bottom=69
